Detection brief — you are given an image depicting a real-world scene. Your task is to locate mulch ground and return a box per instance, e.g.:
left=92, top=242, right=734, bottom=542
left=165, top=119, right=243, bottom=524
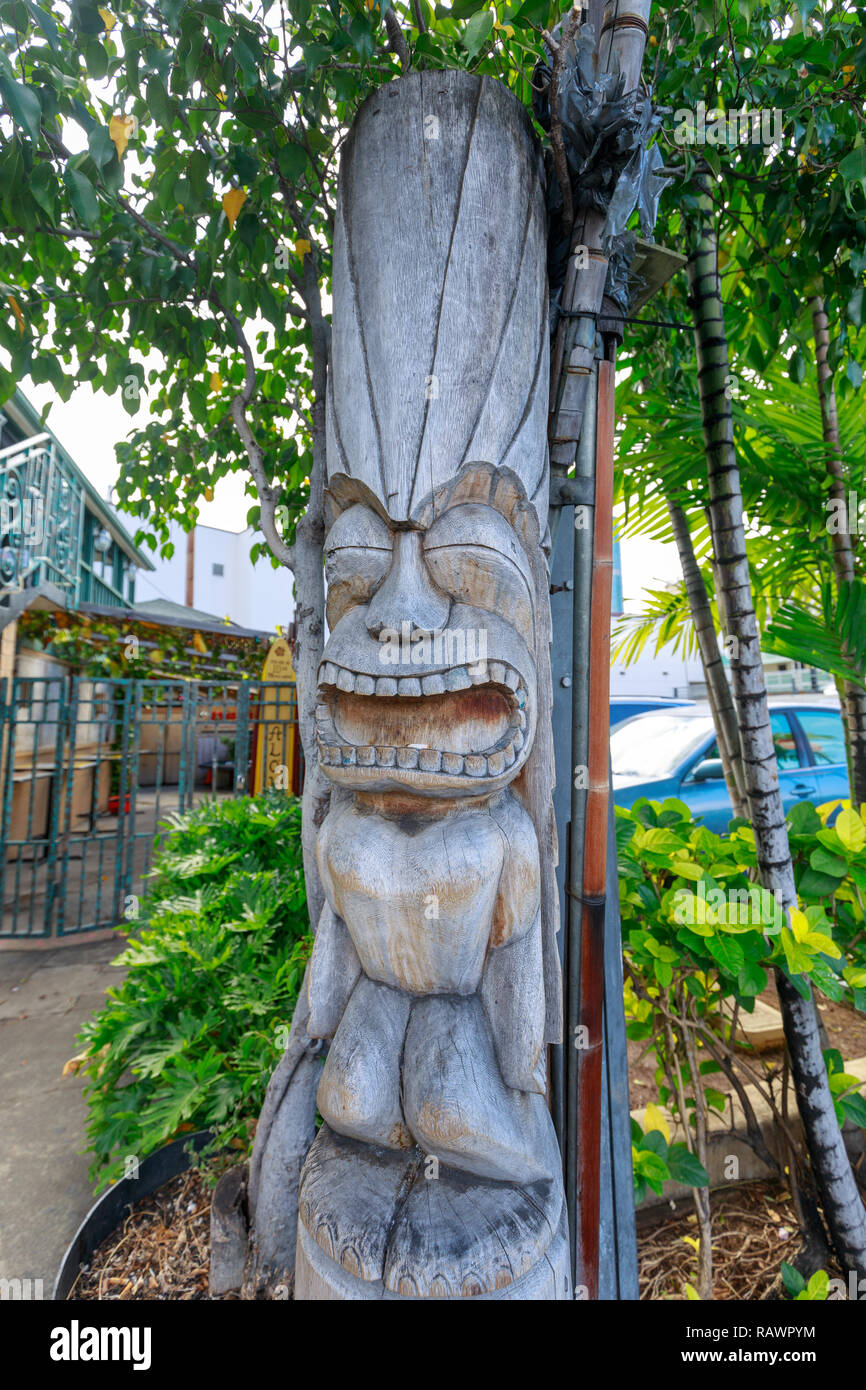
left=69, top=1165, right=807, bottom=1301
left=71, top=1168, right=217, bottom=1301
left=637, top=1181, right=805, bottom=1300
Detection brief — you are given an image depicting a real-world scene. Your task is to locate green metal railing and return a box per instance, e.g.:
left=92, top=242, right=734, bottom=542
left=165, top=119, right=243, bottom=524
left=0, top=676, right=299, bottom=940
left=0, top=434, right=84, bottom=600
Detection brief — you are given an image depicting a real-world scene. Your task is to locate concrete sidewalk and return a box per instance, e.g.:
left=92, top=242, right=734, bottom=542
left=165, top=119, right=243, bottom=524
left=0, top=937, right=126, bottom=1298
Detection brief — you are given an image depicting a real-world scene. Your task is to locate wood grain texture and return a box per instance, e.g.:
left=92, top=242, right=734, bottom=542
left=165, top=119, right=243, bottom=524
left=327, top=71, right=548, bottom=527
left=307, top=899, right=362, bottom=1040
left=296, top=68, right=566, bottom=1300
left=297, top=1124, right=569, bottom=1299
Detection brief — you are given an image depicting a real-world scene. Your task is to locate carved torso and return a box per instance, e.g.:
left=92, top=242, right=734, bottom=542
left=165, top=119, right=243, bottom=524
left=317, top=790, right=539, bottom=996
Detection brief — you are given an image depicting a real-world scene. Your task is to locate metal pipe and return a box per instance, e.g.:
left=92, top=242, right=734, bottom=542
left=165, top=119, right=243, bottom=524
left=565, top=353, right=598, bottom=1288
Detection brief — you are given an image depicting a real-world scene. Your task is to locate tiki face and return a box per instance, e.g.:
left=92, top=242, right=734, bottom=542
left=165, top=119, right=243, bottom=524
left=315, top=466, right=537, bottom=797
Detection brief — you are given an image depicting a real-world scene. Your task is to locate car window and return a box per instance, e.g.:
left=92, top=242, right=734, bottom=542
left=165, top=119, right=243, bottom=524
left=797, top=709, right=846, bottom=766
left=610, top=713, right=714, bottom=779
left=700, top=712, right=800, bottom=771
left=770, top=713, right=800, bottom=769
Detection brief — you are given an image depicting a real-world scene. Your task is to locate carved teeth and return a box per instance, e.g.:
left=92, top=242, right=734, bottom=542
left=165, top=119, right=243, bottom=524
left=336, top=668, right=355, bottom=693
left=489, top=662, right=506, bottom=684
left=444, top=667, right=471, bottom=692
left=318, top=738, right=520, bottom=777
left=375, top=677, right=398, bottom=696
left=321, top=662, right=338, bottom=686
left=504, top=669, right=519, bottom=692
left=421, top=673, right=445, bottom=696
left=398, top=677, right=422, bottom=697
left=355, top=674, right=375, bottom=696
left=468, top=662, right=488, bottom=684
left=516, top=709, right=526, bottom=728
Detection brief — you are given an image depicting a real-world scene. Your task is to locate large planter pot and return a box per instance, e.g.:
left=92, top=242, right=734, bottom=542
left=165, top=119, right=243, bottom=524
left=53, top=1131, right=212, bottom=1300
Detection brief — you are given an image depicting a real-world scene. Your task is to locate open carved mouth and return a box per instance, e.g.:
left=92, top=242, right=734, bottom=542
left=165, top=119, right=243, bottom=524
left=315, top=658, right=529, bottom=780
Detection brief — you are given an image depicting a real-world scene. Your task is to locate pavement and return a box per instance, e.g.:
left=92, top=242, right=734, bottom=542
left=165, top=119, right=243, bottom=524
left=0, top=937, right=126, bottom=1299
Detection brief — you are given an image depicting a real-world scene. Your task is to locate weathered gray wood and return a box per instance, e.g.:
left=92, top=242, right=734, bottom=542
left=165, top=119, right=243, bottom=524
left=243, top=974, right=322, bottom=1296
left=297, top=69, right=566, bottom=1300
left=209, top=1165, right=249, bottom=1298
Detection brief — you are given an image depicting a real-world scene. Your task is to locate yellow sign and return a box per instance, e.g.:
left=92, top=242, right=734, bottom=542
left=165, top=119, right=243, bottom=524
left=253, top=638, right=299, bottom=794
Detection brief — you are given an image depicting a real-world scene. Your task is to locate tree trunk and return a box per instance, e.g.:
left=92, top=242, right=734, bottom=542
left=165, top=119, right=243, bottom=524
left=667, top=497, right=747, bottom=817
left=689, top=184, right=866, bottom=1278
left=810, top=294, right=866, bottom=809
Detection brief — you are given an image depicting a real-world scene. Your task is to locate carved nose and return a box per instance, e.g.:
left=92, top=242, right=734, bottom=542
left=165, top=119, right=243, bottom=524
left=365, top=530, right=450, bottom=638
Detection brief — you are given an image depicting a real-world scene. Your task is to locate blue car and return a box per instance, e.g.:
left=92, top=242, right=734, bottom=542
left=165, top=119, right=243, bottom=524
left=611, top=701, right=848, bottom=833
left=610, top=695, right=695, bottom=727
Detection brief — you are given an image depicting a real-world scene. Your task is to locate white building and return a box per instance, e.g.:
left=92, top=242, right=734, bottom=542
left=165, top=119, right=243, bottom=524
left=135, top=521, right=295, bottom=635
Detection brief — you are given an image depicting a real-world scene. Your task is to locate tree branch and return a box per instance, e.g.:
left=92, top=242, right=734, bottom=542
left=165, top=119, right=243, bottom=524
left=383, top=6, right=410, bottom=71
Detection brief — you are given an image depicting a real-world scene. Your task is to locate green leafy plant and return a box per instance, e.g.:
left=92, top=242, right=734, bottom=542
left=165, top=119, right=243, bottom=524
left=631, top=1114, right=709, bottom=1206
left=781, top=1262, right=830, bottom=1302
left=619, top=795, right=866, bottom=1298
left=74, top=790, right=311, bottom=1191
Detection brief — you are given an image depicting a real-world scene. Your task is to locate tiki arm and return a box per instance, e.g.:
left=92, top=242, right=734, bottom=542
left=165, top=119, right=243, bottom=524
left=307, top=899, right=362, bottom=1041
left=481, top=795, right=545, bottom=1094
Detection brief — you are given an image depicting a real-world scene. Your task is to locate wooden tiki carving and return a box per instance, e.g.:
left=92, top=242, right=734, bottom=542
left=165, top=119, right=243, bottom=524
left=295, top=70, right=568, bottom=1300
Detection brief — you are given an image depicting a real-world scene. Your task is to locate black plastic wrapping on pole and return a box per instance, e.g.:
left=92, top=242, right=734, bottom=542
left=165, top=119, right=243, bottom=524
left=533, top=17, right=671, bottom=342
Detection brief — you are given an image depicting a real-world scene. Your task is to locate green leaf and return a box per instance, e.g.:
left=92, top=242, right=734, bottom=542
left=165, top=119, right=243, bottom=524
left=88, top=125, right=116, bottom=170
left=29, top=161, right=58, bottom=221
left=277, top=142, right=308, bottom=182
left=799, top=867, right=847, bottom=899
left=707, top=933, right=744, bottom=976
left=26, top=2, right=61, bottom=50
left=63, top=167, right=100, bottom=228
left=0, top=75, right=42, bottom=143
left=303, top=43, right=332, bottom=73
left=665, top=1144, right=709, bottom=1188
left=462, top=9, right=494, bottom=57
left=809, top=847, right=848, bottom=880
left=71, top=1, right=107, bottom=34
left=781, top=1261, right=806, bottom=1297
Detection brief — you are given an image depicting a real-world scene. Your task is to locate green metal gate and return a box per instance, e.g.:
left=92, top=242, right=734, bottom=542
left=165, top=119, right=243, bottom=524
left=0, top=676, right=298, bottom=941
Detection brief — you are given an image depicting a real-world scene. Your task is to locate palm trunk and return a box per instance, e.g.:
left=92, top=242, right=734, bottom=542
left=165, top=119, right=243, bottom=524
left=667, top=497, right=747, bottom=817
left=689, top=183, right=866, bottom=1278
left=810, top=295, right=866, bottom=809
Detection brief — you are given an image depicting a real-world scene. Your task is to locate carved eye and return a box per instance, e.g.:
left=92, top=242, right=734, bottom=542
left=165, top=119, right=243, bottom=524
left=423, top=504, right=535, bottom=645
left=325, top=503, right=393, bottom=629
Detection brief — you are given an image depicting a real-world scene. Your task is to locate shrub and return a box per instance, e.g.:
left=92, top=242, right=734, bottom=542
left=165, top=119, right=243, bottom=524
left=618, top=795, right=866, bottom=1295
left=75, top=791, right=312, bottom=1190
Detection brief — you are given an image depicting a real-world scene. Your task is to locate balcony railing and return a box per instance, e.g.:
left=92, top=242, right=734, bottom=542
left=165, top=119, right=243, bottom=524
left=0, top=434, right=84, bottom=603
